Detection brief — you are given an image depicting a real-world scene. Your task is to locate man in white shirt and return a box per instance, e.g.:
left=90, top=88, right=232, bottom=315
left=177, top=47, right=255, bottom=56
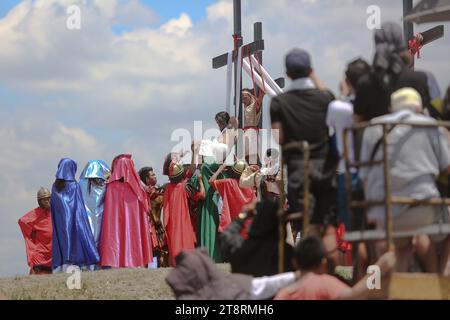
left=326, top=58, right=370, bottom=230
left=360, top=88, right=450, bottom=274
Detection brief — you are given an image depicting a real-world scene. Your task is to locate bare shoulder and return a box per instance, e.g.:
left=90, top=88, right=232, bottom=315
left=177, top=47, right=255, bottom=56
left=276, top=282, right=299, bottom=297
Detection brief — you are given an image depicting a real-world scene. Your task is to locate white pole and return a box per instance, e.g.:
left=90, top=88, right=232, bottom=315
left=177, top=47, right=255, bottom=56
left=242, top=59, right=277, bottom=97
left=225, top=52, right=233, bottom=114
left=235, top=48, right=243, bottom=116
left=251, top=55, right=284, bottom=95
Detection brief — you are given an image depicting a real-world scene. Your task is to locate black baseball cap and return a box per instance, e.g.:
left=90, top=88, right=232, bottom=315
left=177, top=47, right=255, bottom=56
left=285, top=48, right=312, bottom=77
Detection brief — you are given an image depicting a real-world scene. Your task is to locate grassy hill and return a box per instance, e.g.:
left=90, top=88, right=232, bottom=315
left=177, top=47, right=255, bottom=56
left=0, top=265, right=230, bottom=300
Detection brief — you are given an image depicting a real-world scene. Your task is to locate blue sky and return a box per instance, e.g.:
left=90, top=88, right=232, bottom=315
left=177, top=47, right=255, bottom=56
left=141, top=0, right=216, bottom=22
left=0, top=0, right=218, bottom=113
left=0, top=0, right=18, bottom=17
left=1, top=1, right=217, bottom=36
left=0, top=0, right=216, bottom=23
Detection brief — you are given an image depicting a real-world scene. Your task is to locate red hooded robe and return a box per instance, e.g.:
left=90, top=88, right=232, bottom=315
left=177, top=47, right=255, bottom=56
left=163, top=171, right=197, bottom=267
left=99, top=155, right=153, bottom=267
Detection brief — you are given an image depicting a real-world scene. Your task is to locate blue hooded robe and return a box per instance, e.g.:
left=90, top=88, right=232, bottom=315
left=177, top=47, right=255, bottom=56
left=79, top=160, right=110, bottom=247
left=51, top=158, right=100, bottom=270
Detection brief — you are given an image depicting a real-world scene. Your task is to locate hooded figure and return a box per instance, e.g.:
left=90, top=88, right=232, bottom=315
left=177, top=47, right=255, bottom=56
left=79, top=160, right=111, bottom=247
left=165, top=248, right=252, bottom=300
left=373, top=21, right=406, bottom=89
left=51, top=158, right=100, bottom=271
left=99, top=155, right=153, bottom=268
left=354, top=21, right=432, bottom=121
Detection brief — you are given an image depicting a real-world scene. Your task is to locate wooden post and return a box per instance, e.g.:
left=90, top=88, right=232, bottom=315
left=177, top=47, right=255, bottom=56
left=343, top=128, right=353, bottom=225
left=382, top=124, right=395, bottom=252
left=302, top=141, right=310, bottom=235
left=233, top=0, right=242, bottom=46
left=254, top=22, right=264, bottom=130
left=403, top=0, right=415, bottom=68
left=233, top=0, right=243, bottom=125
left=403, top=0, right=414, bottom=42
left=278, top=152, right=286, bottom=273
left=343, top=128, right=360, bottom=281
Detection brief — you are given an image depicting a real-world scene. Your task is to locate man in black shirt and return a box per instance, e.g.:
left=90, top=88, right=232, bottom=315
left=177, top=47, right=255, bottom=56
left=270, top=48, right=337, bottom=235
left=354, top=22, right=432, bottom=122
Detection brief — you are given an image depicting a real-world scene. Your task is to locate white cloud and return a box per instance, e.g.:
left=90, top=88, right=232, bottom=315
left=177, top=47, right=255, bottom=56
left=113, top=0, right=158, bottom=28
left=92, top=0, right=118, bottom=19
left=161, top=13, right=193, bottom=37
left=207, top=0, right=233, bottom=23
left=52, top=124, right=98, bottom=150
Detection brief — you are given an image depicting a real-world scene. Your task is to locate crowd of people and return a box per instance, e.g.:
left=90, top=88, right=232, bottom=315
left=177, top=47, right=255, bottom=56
left=18, top=21, right=450, bottom=299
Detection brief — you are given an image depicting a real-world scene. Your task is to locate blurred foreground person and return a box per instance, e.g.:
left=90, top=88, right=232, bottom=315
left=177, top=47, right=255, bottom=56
left=270, top=48, right=337, bottom=237
left=18, top=187, right=52, bottom=275
left=327, top=58, right=370, bottom=230
left=442, top=85, right=450, bottom=121
left=354, top=22, right=432, bottom=122
left=360, top=88, right=450, bottom=274
left=274, top=236, right=395, bottom=300
left=166, top=248, right=300, bottom=300
left=219, top=199, right=294, bottom=277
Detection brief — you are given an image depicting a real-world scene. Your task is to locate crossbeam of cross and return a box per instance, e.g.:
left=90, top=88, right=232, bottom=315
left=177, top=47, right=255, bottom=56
left=403, top=0, right=445, bottom=66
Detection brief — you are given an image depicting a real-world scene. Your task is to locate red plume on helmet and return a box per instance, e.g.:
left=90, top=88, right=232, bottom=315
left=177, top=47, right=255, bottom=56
left=163, top=153, right=184, bottom=179
left=163, top=153, right=174, bottom=176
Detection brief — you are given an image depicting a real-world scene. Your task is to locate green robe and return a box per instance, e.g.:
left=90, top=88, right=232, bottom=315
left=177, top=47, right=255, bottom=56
left=196, top=158, right=228, bottom=262
left=186, top=174, right=201, bottom=238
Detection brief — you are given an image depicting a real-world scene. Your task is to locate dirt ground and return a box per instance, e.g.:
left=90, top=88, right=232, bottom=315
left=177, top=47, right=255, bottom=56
left=0, top=264, right=230, bottom=300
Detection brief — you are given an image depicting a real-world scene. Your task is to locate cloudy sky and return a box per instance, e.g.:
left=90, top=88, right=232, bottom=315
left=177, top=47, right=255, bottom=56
left=0, top=0, right=449, bottom=277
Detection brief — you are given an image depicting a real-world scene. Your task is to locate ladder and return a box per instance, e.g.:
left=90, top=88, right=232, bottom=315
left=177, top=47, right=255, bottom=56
left=342, top=120, right=450, bottom=299
left=277, top=141, right=310, bottom=274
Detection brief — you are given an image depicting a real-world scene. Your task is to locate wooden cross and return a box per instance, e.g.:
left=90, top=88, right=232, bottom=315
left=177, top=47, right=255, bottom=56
left=403, top=0, right=445, bottom=67
left=253, top=22, right=285, bottom=129
left=212, top=0, right=284, bottom=129
left=403, top=0, right=415, bottom=44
